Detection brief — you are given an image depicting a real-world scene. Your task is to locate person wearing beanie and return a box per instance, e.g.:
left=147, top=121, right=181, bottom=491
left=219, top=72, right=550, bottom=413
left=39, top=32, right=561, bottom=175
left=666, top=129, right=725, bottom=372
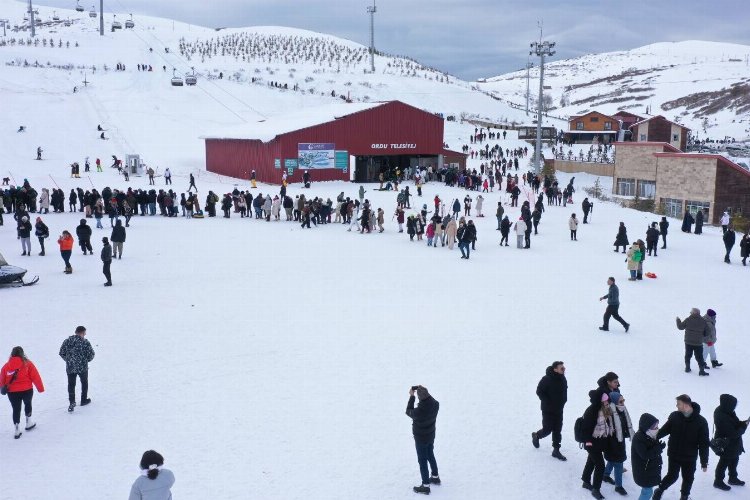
left=676, top=308, right=709, bottom=376
left=581, top=391, right=614, bottom=499
left=702, top=309, right=723, bottom=369
left=652, top=395, right=710, bottom=500
left=129, top=450, right=175, bottom=500
left=532, top=361, right=568, bottom=461
left=712, top=394, right=748, bottom=491
left=631, top=413, right=664, bottom=500
left=406, top=385, right=440, bottom=495
left=603, top=392, right=635, bottom=495
left=101, top=237, right=112, bottom=286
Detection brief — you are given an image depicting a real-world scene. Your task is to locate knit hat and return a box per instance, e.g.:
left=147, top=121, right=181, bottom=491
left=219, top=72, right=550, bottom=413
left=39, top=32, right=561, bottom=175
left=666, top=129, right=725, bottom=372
left=707, top=309, right=716, bottom=317
left=416, top=386, right=430, bottom=401
left=609, top=391, right=622, bottom=404
left=601, top=393, right=609, bottom=402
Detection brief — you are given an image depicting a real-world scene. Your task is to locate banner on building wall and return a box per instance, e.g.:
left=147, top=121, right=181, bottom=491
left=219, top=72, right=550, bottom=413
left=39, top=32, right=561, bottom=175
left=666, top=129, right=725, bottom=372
left=284, top=159, right=298, bottom=169
left=274, top=159, right=281, bottom=169
left=298, top=143, right=335, bottom=169
left=334, top=151, right=348, bottom=169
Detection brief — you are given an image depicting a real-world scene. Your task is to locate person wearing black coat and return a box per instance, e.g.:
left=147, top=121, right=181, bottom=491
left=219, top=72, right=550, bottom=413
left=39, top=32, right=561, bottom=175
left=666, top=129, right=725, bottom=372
left=521, top=203, right=532, bottom=248
left=406, top=386, right=440, bottom=495
left=713, top=394, right=748, bottom=490
left=631, top=413, right=664, bottom=500
left=646, top=223, right=660, bottom=256
left=681, top=210, right=694, bottom=233
left=694, top=209, right=704, bottom=234
left=582, top=197, right=592, bottom=223
left=659, top=216, right=669, bottom=248
left=741, top=232, right=750, bottom=266
left=723, top=227, right=735, bottom=264
left=532, top=361, right=568, bottom=460
left=652, top=395, right=710, bottom=500
left=100, top=237, right=112, bottom=286
left=499, top=216, right=511, bottom=246
left=76, top=219, right=93, bottom=255
left=613, top=222, right=628, bottom=253
left=110, top=220, right=126, bottom=259
left=581, top=390, right=614, bottom=499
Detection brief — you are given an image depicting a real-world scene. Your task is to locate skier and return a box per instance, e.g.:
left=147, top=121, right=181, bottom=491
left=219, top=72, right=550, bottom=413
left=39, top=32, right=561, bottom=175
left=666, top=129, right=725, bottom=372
left=631, top=413, right=664, bottom=500
left=659, top=216, right=669, bottom=249
left=406, top=386, right=440, bottom=495
left=34, top=217, right=49, bottom=256
left=723, top=226, right=735, bottom=264
left=613, top=222, right=629, bottom=253
left=129, top=450, right=175, bottom=500
left=532, top=361, right=568, bottom=461
left=702, top=309, right=722, bottom=369
left=581, top=391, right=614, bottom=499
left=602, top=392, right=635, bottom=496
left=59, top=326, right=95, bottom=412
left=569, top=213, right=579, bottom=241
left=599, top=277, right=630, bottom=332
left=652, top=394, right=709, bottom=500
left=675, top=308, right=709, bottom=376
left=712, top=394, right=747, bottom=491
left=101, top=237, right=112, bottom=286
left=1, top=346, right=45, bottom=439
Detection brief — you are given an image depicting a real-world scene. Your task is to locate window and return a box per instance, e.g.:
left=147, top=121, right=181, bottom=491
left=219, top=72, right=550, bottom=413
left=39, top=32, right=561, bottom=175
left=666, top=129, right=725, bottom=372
left=617, top=178, right=636, bottom=196
left=590, top=117, right=599, bottom=123
left=576, top=121, right=584, bottom=130
left=686, top=200, right=710, bottom=220
left=661, top=198, right=683, bottom=218
left=637, top=180, right=656, bottom=198
left=604, top=122, right=612, bottom=131
left=672, top=134, right=679, bottom=141
left=640, top=134, right=647, bottom=141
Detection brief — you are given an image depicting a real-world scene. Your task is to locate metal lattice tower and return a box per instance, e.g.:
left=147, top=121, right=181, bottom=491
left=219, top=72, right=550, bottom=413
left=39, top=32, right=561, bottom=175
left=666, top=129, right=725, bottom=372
left=530, top=38, right=556, bottom=174
left=100, top=0, right=104, bottom=36
left=525, top=60, right=534, bottom=116
left=367, top=1, right=377, bottom=73
left=28, top=0, right=35, bottom=37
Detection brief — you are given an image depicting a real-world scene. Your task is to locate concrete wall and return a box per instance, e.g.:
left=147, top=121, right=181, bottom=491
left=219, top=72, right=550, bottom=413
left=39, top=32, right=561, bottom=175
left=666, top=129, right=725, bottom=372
left=654, top=156, right=717, bottom=210
left=613, top=144, right=663, bottom=193
left=552, top=160, right=614, bottom=177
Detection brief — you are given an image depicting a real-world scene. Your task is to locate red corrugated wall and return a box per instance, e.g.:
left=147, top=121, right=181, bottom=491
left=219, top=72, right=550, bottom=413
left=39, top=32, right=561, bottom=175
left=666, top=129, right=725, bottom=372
left=205, top=101, right=445, bottom=185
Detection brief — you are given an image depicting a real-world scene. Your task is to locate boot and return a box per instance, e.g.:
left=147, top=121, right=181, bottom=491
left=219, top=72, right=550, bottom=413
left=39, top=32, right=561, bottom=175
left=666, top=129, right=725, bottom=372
left=728, top=478, right=745, bottom=486
left=712, top=360, right=723, bottom=368
left=614, top=486, right=627, bottom=496
left=39, top=251, right=45, bottom=256
left=531, top=432, right=540, bottom=448
left=24, top=416, right=36, bottom=431
left=429, top=476, right=441, bottom=485
left=552, top=448, right=567, bottom=461
left=21, top=251, right=26, bottom=256
left=582, top=481, right=593, bottom=491
left=602, top=475, right=615, bottom=485
left=685, top=365, right=691, bottom=373
left=68, top=402, right=76, bottom=412
left=713, top=480, right=731, bottom=491
left=590, top=488, right=605, bottom=499
left=14, top=423, right=21, bottom=439
left=699, top=368, right=709, bottom=376
left=413, top=484, right=430, bottom=495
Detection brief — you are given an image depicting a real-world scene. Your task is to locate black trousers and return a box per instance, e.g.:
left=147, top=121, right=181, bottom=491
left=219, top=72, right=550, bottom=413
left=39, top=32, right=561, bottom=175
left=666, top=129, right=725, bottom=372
left=659, top=457, right=696, bottom=496
left=67, top=371, right=89, bottom=404
left=716, top=454, right=740, bottom=481
left=102, top=261, right=111, bottom=283
left=603, top=304, right=627, bottom=329
left=685, top=344, right=705, bottom=369
left=7, top=389, right=33, bottom=424
left=582, top=446, right=605, bottom=489
left=661, top=233, right=667, bottom=248
left=536, top=411, right=563, bottom=448
left=583, top=211, right=589, bottom=223
left=80, top=238, right=93, bottom=253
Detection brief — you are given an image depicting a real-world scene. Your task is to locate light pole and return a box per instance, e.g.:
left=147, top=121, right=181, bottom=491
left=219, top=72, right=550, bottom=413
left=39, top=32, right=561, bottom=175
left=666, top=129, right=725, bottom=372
left=28, top=0, right=35, bottom=37
left=100, top=0, right=104, bottom=36
left=367, top=0, right=377, bottom=73
left=530, top=39, right=556, bottom=175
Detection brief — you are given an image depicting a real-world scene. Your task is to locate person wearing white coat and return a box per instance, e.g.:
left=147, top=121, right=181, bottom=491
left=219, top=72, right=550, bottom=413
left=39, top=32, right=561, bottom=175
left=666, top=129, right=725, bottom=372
left=39, top=188, right=51, bottom=214
left=569, top=213, right=579, bottom=241
left=475, top=195, right=484, bottom=217
left=514, top=217, right=527, bottom=248
left=720, top=211, right=730, bottom=234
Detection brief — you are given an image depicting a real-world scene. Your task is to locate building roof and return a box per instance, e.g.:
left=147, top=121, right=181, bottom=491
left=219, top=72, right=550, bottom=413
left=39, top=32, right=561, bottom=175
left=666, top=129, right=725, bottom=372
left=614, top=141, right=682, bottom=153
left=629, top=115, right=691, bottom=131
left=653, top=152, right=750, bottom=179
left=568, top=111, right=618, bottom=123
left=612, top=110, right=643, bottom=120
left=201, top=102, right=386, bottom=142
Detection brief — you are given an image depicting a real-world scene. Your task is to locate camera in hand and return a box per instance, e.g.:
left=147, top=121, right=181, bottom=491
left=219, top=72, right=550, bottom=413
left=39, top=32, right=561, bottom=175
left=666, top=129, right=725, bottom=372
left=411, top=386, right=420, bottom=391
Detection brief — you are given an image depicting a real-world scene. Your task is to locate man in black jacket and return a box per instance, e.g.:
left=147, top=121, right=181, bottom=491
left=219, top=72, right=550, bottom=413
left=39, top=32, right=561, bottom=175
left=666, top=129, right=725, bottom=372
left=406, top=386, right=440, bottom=495
left=659, top=216, right=669, bottom=249
left=653, top=394, right=710, bottom=500
left=100, top=237, right=112, bottom=286
left=532, top=361, right=568, bottom=460
left=713, top=394, right=748, bottom=490
left=76, top=219, right=93, bottom=255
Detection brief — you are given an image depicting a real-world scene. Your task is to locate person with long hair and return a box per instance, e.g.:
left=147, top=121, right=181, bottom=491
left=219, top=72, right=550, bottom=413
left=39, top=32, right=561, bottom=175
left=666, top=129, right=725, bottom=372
left=57, top=230, right=75, bottom=274
left=129, top=450, right=175, bottom=500
left=1, top=347, right=45, bottom=439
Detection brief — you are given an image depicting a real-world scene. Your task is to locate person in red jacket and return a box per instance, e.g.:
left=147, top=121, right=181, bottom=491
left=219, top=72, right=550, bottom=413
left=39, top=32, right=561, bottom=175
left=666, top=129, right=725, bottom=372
left=57, top=230, right=75, bottom=274
left=1, top=346, right=45, bottom=439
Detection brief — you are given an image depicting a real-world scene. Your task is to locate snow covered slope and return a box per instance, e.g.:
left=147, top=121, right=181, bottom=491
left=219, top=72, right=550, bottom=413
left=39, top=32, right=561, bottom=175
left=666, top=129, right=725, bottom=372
left=480, top=41, right=750, bottom=140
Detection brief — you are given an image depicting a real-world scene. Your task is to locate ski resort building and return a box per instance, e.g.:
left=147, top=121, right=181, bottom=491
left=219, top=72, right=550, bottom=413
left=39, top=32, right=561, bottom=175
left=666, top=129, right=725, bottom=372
left=613, top=142, right=750, bottom=224
left=629, top=115, right=690, bottom=151
left=566, top=111, right=622, bottom=144
left=202, top=101, right=465, bottom=184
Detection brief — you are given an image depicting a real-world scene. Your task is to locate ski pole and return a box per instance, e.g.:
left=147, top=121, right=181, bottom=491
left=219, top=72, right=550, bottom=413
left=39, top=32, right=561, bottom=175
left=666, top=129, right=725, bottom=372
left=9, top=171, right=17, bottom=185
left=48, top=174, right=60, bottom=189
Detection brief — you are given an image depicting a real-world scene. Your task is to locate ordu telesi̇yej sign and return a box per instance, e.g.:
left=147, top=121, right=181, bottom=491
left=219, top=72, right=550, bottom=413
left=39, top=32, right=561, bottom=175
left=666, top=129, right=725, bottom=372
left=298, top=143, right=335, bottom=169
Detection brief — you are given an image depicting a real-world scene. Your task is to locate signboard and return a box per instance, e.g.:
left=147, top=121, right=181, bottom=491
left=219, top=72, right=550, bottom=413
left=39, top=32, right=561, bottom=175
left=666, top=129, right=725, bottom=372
left=284, top=159, right=298, bottom=168
left=334, top=151, right=348, bottom=169
left=298, top=143, right=335, bottom=169
left=274, top=158, right=281, bottom=169
left=287, top=167, right=294, bottom=176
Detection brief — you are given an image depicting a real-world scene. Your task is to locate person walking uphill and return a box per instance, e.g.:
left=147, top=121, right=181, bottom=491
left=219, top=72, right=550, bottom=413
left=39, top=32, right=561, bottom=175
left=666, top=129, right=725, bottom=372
left=676, top=308, right=709, bottom=376
left=101, top=237, right=112, bottom=286
left=532, top=361, right=568, bottom=461
left=59, top=326, right=95, bottom=413
left=599, top=277, right=630, bottom=332
left=631, top=413, right=664, bottom=500
left=581, top=391, right=615, bottom=499
left=406, top=386, right=440, bottom=494
left=129, top=450, right=175, bottom=500
left=652, top=394, right=710, bottom=500
left=712, top=394, right=748, bottom=491
left=1, top=346, right=45, bottom=439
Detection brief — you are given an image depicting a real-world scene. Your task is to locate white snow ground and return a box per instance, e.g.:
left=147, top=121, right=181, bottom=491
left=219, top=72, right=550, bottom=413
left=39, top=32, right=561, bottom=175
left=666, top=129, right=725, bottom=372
left=1, top=2, right=749, bottom=499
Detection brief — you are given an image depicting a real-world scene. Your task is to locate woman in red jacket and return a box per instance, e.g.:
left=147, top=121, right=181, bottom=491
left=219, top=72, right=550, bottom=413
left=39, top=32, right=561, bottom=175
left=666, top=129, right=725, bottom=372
left=1, top=346, right=45, bottom=439
left=57, top=229, right=75, bottom=274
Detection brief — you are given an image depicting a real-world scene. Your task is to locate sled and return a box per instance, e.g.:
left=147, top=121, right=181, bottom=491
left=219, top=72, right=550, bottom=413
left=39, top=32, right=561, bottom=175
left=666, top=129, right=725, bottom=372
left=192, top=211, right=204, bottom=219
left=645, top=272, right=657, bottom=279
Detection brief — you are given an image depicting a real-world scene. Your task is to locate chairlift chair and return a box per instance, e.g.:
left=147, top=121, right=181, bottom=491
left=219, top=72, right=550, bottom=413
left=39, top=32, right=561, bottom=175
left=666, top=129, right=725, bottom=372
left=111, top=15, right=122, bottom=30
left=75, top=1, right=84, bottom=12
left=89, top=7, right=97, bottom=18
left=170, top=69, right=184, bottom=87
left=185, top=67, right=197, bottom=86
left=53, top=11, right=60, bottom=21
left=125, top=13, right=134, bottom=28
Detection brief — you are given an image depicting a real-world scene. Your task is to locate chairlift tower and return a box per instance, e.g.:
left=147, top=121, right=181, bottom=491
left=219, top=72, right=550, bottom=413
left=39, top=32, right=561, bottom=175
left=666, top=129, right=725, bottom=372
left=99, top=0, right=103, bottom=35
left=525, top=60, right=533, bottom=116
left=0, top=19, right=9, bottom=37
left=530, top=37, right=556, bottom=175
left=367, top=0, right=377, bottom=73
left=28, top=0, right=35, bottom=37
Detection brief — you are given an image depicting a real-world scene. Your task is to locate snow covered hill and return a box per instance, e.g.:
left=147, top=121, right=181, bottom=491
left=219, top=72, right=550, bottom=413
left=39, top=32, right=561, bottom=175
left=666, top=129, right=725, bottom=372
left=480, top=41, right=750, bottom=141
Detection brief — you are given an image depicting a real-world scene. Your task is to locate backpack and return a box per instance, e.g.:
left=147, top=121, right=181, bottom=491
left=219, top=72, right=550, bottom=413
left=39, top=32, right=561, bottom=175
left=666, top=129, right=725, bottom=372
left=574, top=416, right=586, bottom=446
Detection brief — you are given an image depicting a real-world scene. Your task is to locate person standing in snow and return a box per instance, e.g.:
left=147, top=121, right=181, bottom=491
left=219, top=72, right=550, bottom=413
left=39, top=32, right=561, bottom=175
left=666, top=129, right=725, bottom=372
left=646, top=223, right=660, bottom=257
left=676, top=308, right=709, bottom=376
left=681, top=210, right=694, bottom=233
left=499, top=215, right=510, bottom=246
left=76, top=219, right=93, bottom=255
left=377, top=208, right=384, bottom=233
left=475, top=195, right=484, bottom=217
left=303, top=170, right=311, bottom=188
left=101, top=237, right=112, bottom=287
left=34, top=217, right=48, bottom=256
left=694, top=209, right=704, bottom=235
left=723, top=226, right=736, bottom=264
left=712, top=394, right=748, bottom=491
left=496, top=202, right=504, bottom=230
left=57, top=230, right=75, bottom=274
left=1, top=346, right=45, bottom=439
left=582, top=197, right=592, bottom=224
left=626, top=242, right=641, bottom=281
left=613, top=222, right=629, bottom=253
left=581, top=391, right=614, bottom=499
left=659, top=217, right=669, bottom=249
left=17, top=216, right=32, bottom=256
left=602, top=392, right=634, bottom=496
left=164, top=168, right=172, bottom=185
left=406, top=386, right=440, bottom=495
left=445, top=217, right=457, bottom=249
left=631, top=413, right=665, bottom=500
left=720, top=211, right=730, bottom=234
left=452, top=199, right=460, bottom=220
left=457, top=218, right=470, bottom=259
left=59, top=326, right=95, bottom=412
left=698, top=308, right=723, bottom=370
left=514, top=217, right=526, bottom=249
left=111, top=220, right=126, bottom=259
left=569, top=213, right=579, bottom=241
left=652, top=394, right=710, bottom=500
left=532, top=361, right=568, bottom=461
left=599, top=277, right=630, bottom=332
left=129, top=450, right=175, bottom=500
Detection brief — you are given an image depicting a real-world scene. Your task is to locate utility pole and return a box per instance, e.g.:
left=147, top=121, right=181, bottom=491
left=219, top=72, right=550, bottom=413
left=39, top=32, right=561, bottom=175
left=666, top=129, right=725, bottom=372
left=367, top=0, right=377, bottom=73
left=28, top=0, right=35, bottom=37
left=525, top=59, right=533, bottom=116
left=530, top=35, right=556, bottom=175
left=99, top=0, right=104, bottom=36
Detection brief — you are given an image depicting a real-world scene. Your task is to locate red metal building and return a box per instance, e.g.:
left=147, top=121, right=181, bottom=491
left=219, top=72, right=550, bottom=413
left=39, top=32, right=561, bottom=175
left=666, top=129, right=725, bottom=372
left=203, top=100, right=453, bottom=184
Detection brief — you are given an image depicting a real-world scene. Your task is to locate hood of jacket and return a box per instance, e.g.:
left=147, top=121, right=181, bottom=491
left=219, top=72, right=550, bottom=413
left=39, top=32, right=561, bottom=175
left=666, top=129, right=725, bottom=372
left=719, top=394, right=737, bottom=412
left=690, top=401, right=702, bottom=416
left=638, top=413, right=659, bottom=433
left=589, top=389, right=601, bottom=405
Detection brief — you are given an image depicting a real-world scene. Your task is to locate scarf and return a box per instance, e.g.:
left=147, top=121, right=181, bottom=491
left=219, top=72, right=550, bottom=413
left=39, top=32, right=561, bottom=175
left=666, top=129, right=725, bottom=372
left=609, top=403, right=634, bottom=442
left=593, top=411, right=615, bottom=439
